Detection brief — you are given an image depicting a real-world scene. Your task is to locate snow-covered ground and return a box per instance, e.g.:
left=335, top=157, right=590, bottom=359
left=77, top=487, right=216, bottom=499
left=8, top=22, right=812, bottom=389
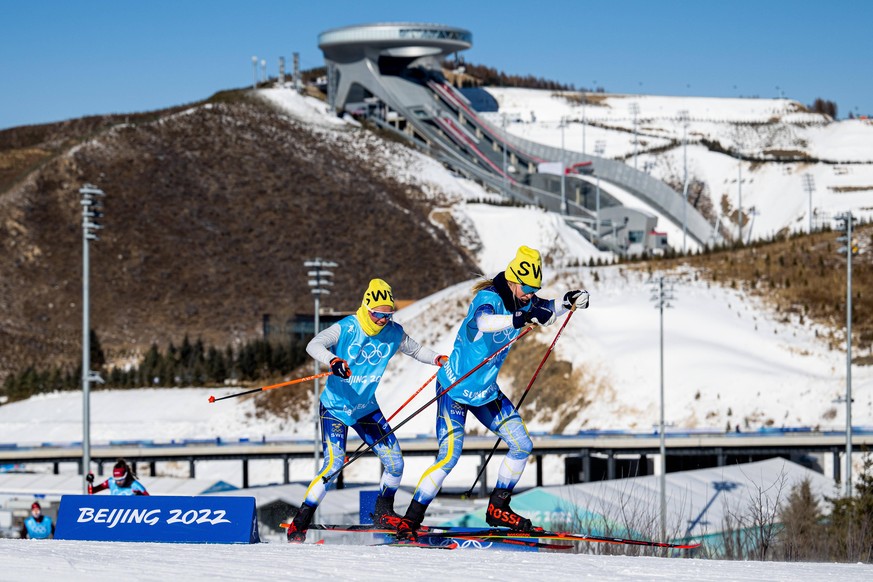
left=2, top=539, right=872, bottom=582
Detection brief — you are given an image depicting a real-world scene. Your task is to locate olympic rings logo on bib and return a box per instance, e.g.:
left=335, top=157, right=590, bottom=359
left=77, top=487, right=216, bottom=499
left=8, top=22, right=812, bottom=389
left=347, top=342, right=391, bottom=365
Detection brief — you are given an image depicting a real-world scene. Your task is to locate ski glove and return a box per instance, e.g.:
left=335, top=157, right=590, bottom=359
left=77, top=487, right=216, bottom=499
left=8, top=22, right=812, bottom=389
left=435, top=355, right=449, bottom=367
left=512, top=303, right=555, bottom=328
left=86, top=472, right=95, bottom=484
left=330, top=357, right=352, bottom=379
left=563, top=289, right=589, bottom=310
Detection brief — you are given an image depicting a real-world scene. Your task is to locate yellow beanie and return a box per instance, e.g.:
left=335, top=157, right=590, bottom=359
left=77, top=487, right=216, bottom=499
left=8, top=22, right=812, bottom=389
left=356, top=279, right=395, bottom=335
left=505, top=246, right=542, bottom=288
left=362, top=278, right=395, bottom=310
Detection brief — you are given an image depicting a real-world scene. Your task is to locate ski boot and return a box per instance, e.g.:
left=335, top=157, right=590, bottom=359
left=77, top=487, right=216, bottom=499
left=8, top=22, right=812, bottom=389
left=486, top=488, right=533, bottom=531
left=371, top=494, right=402, bottom=528
left=395, top=500, right=427, bottom=541
left=286, top=503, right=315, bottom=543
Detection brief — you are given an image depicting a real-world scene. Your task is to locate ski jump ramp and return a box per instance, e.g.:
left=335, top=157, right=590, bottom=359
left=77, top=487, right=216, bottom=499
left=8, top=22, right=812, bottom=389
left=318, top=23, right=716, bottom=251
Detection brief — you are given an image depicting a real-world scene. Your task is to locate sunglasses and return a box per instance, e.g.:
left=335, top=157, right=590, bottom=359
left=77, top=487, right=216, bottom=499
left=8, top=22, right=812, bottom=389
left=368, top=308, right=395, bottom=321
left=520, top=284, right=540, bottom=294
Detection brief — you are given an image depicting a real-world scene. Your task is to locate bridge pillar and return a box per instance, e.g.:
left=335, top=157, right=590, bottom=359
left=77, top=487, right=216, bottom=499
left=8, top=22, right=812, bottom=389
left=53, top=462, right=59, bottom=475
left=149, top=461, right=156, bottom=476
left=283, top=455, right=290, bottom=484
left=242, top=459, right=249, bottom=489
left=833, top=448, right=841, bottom=482
left=97, top=459, right=104, bottom=475
left=717, top=448, right=726, bottom=467
left=582, top=450, right=591, bottom=483
left=607, top=450, right=615, bottom=480
left=535, top=454, right=543, bottom=487
left=188, top=458, right=196, bottom=479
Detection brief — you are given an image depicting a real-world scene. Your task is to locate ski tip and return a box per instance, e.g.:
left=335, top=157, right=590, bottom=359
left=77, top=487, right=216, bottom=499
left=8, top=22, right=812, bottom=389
left=279, top=522, right=290, bottom=529
left=315, top=539, right=325, bottom=545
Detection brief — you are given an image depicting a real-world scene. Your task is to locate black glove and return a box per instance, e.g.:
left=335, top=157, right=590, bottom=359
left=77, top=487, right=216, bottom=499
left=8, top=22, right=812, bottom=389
left=512, top=303, right=554, bottom=328
left=86, top=472, right=95, bottom=484
left=330, top=357, right=351, bottom=379
left=563, top=290, right=589, bottom=310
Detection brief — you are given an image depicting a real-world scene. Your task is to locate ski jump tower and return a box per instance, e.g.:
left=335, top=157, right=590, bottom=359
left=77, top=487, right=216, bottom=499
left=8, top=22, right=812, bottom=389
left=318, top=23, right=716, bottom=253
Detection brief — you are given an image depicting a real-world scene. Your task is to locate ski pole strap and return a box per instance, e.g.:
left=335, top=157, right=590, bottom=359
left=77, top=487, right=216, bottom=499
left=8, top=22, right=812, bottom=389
left=322, top=325, right=535, bottom=484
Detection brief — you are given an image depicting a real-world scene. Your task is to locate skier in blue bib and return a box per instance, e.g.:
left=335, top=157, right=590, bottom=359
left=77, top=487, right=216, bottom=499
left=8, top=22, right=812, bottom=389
left=286, top=278, right=447, bottom=543
left=395, top=246, right=588, bottom=539
left=21, top=501, right=54, bottom=539
left=87, top=458, right=149, bottom=496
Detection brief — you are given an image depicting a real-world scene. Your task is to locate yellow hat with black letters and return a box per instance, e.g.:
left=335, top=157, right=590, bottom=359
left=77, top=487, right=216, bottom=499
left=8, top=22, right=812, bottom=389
left=362, top=278, right=395, bottom=310
left=505, top=246, right=542, bottom=289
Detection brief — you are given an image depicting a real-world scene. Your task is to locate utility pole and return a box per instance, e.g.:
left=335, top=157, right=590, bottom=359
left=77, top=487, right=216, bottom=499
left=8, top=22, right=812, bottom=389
left=581, top=91, right=587, bottom=156
left=79, top=184, right=106, bottom=492
left=737, top=149, right=743, bottom=244
left=304, top=259, right=337, bottom=473
left=502, top=113, right=508, bottom=196
left=594, top=140, right=606, bottom=245
left=650, top=275, right=675, bottom=541
left=836, top=214, right=858, bottom=496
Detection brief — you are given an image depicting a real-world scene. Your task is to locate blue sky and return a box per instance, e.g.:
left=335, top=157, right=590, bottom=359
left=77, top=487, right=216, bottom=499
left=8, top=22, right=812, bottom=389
left=2, top=0, right=871, bottom=130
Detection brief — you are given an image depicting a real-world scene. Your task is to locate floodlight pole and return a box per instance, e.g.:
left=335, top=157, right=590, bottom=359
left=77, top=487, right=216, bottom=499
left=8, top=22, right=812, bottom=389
left=581, top=92, right=587, bottom=156
left=679, top=110, right=689, bottom=254
left=79, top=184, right=105, bottom=492
left=651, top=275, right=674, bottom=541
left=251, top=56, right=258, bottom=89
left=305, top=258, right=338, bottom=473
left=737, top=149, right=743, bottom=244
left=630, top=103, right=640, bottom=170
left=502, top=113, right=508, bottom=196
left=560, top=117, right=567, bottom=215
left=803, top=174, right=816, bottom=233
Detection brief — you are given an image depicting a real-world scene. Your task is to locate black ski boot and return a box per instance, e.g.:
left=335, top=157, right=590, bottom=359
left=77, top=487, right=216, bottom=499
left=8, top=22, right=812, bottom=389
left=286, top=503, right=315, bottom=543
left=395, top=500, right=428, bottom=541
left=371, top=494, right=401, bottom=528
left=486, top=488, right=533, bottom=531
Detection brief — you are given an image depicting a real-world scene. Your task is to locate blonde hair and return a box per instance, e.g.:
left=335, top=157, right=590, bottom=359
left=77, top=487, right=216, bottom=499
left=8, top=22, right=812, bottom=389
left=471, top=277, right=494, bottom=293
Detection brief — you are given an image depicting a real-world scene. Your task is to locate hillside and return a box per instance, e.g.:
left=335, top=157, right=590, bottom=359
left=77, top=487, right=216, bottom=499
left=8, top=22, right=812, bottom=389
left=0, top=91, right=478, bottom=381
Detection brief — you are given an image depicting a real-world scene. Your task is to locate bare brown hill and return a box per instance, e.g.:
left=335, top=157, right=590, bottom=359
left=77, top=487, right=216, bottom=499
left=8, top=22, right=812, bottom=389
left=0, top=92, right=476, bottom=381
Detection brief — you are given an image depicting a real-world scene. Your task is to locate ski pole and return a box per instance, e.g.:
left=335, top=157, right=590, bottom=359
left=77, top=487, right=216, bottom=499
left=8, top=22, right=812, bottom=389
left=323, top=325, right=536, bottom=483
left=346, top=369, right=440, bottom=458
left=208, top=371, right=333, bottom=403
left=463, top=307, right=576, bottom=497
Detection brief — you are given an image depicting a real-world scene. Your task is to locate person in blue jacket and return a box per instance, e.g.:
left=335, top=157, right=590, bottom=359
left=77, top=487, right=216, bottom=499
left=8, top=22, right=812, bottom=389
left=87, top=458, right=149, bottom=496
left=21, top=501, right=54, bottom=539
left=395, top=246, right=588, bottom=539
left=286, top=278, right=446, bottom=543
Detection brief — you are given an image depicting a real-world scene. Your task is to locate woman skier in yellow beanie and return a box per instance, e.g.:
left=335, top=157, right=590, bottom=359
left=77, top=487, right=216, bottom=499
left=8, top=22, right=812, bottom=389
left=286, top=278, right=447, bottom=543
left=394, top=246, right=588, bottom=539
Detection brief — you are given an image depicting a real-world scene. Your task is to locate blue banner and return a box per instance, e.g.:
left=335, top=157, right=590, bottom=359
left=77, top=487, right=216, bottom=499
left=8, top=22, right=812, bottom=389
left=54, top=495, right=260, bottom=544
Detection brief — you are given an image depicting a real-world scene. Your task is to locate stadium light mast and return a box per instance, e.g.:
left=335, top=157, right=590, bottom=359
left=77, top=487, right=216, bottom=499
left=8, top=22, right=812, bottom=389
left=736, top=148, right=743, bottom=244
left=581, top=91, right=587, bottom=156
left=79, top=184, right=106, bottom=493
left=803, top=174, right=816, bottom=233
left=260, top=59, right=267, bottom=82
left=251, top=56, right=258, bottom=89
left=502, top=113, right=508, bottom=196
left=678, top=110, right=690, bottom=254
left=836, top=214, right=857, bottom=496
left=560, top=116, right=568, bottom=215
left=305, top=258, right=337, bottom=472
left=650, top=274, right=675, bottom=542
left=629, top=102, right=640, bottom=170
left=594, top=140, right=606, bottom=245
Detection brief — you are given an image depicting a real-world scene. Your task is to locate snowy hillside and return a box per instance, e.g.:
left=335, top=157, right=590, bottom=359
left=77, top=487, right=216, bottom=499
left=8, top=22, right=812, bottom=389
left=3, top=85, right=872, bottom=491
left=486, top=88, right=873, bottom=240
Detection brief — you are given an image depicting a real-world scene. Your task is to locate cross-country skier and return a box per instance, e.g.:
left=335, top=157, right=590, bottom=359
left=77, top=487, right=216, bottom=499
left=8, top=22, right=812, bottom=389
left=87, top=458, right=149, bottom=496
left=394, top=246, right=588, bottom=539
left=286, top=278, right=447, bottom=543
left=21, top=501, right=54, bottom=539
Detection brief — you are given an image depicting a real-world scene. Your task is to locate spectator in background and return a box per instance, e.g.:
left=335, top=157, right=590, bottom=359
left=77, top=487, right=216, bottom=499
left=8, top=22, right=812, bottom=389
left=21, top=501, right=54, bottom=539
left=87, top=458, right=149, bottom=496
